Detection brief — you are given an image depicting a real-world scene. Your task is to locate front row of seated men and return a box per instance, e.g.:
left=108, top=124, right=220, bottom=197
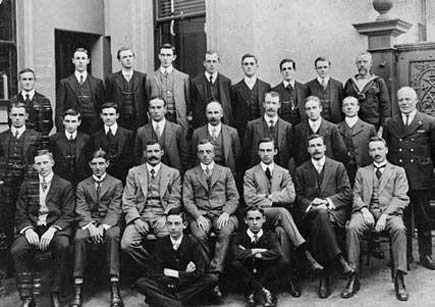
left=10, top=133, right=410, bottom=307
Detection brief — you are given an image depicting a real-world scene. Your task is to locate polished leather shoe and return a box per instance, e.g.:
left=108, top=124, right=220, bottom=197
left=70, top=284, right=82, bottom=307
left=110, top=282, right=124, bottom=307
left=50, top=292, right=61, bottom=307
left=318, top=275, right=330, bottom=299
left=245, top=292, right=256, bottom=307
left=20, top=298, right=37, bottom=307
left=420, top=255, right=435, bottom=270
left=288, top=278, right=301, bottom=297
left=394, top=272, right=409, bottom=301
left=211, top=285, right=223, bottom=303
left=341, top=272, right=360, bottom=298
left=261, top=288, right=276, bottom=307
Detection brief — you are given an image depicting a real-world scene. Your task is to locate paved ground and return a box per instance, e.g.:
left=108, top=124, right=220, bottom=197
left=1, top=238, right=435, bottom=307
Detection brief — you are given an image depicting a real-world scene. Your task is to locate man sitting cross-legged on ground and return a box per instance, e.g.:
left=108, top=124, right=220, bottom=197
left=135, top=207, right=218, bottom=307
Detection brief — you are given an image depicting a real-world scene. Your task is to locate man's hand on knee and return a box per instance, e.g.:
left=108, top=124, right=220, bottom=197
left=361, top=208, right=375, bottom=227
left=134, top=219, right=149, bottom=235
left=25, top=228, right=40, bottom=247
left=196, top=215, right=210, bottom=232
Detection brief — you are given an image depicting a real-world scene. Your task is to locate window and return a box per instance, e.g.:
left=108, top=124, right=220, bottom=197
left=0, top=0, right=17, bottom=101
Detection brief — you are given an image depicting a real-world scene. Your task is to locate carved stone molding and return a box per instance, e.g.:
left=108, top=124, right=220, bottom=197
left=410, top=60, right=435, bottom=116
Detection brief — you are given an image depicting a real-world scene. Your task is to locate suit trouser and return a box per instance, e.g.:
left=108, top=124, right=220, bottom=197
left=190, top=215, right=238, bottom=273
left=11, top=233, right=69, bottom=293
left=303, top=207, right=341, bottom=267
left=405, top=190, right=432, bottom=257
left=73, top=226, right=121, bottom=279
left=346, top=212, right=407, bottom=273
left=264, top=207, right=305, bottom=260
left=135, top=273, right=218, bottom=307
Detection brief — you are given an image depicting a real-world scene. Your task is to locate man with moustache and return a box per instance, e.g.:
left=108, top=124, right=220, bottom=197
left=294, top=96, right=347, bottom=166
left=190, top=101, right=241, bottom=175
left=342, top=137, right=409, bottom=301
left=190, top=50, right=232, bottom=129
left=344, top=52, right=391, bottom=131
left=232, top=53, right=271, bottom=140
left=56, top=48, right=105, bottom=134
left=294, top=134, right=353, bottom=299
left=149, top=44, right=190, bottom=131
left=105, top=47, right=148, bottom=131
left=271, top=59, right=306, bottom=125
left=121, top=141, right=182, bottom=267
left=383, top=86, right=435, bottom=270
left=244, top=91, right=293, bottom=170
left=305, top=57, right=344, bottom=124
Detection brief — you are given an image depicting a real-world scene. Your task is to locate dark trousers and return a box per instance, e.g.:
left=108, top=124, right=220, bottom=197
left=11, top=231, right=69, bottom=293
left=406, top=190, right=432, bottom=258
left=303, top=207, right=341, bottom=266
left=73, top=226, right=121, bottom=279
left=231, top=257, right=290, bottom=294
left=135, top=273, right=218, bottom=307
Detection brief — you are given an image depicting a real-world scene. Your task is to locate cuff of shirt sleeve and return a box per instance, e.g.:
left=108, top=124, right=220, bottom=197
left=20, top=226, right=33, bottom=235
left=81, top=222, right=95, bottom=230
left=102, top=224, right=111, bottom=230
left=305, top=205, right=312, bottom=213
left=326, top=198, right=336, bottom=210
left=51, top=225, right=62, bottom=231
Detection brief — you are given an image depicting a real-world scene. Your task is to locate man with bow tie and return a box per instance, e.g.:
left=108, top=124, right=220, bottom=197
left=56, top=47, right=105, bottom=134
left=342, top=137, right=409, bottom=301
left=11, top=150, right=75, bottom=307
left=383, top=86, right=435, bottom=270
left=70, top=149, right=123, bottom=307
left=121, top=140, right=181, bottom=268
left=105, top=47, right=148, bottom=131
left=183, top=139, right=240, bottom=301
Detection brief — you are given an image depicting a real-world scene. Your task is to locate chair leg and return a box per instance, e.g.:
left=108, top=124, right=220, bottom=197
left=389, top=237, right=394, bottom=283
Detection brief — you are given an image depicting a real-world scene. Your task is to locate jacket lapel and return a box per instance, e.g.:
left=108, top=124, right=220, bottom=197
left=163, top=122, right=174, bottom=150
left=221, top=125, right=231, bottom=162
left=210, top=165, right=222, bottom=189
left=378, top=163, right=393, bottom=194
left=159, top=165, right=170, bottom=201
left=45, top=175, right=58, bottom=203
left=255, top=165, right=270, bottom=192
left=86, top=177, right=98, bottom=203
left=196, top=77, right=206, bottom=101
left=173, top=69, right=181, bottom=92
left=22, top=130, right=31, bottom=157
left=364, top=165, right=374, bottom=202
left=196, top=166, right=209, bottom=191
left=270, top=166, right=283, bottom=193
left=320, top=159, right=332, bottom=193
left=114, top=71, right=124, bottom=90
left=276, top=119, right=284, bottom=148
left=137, top=165, right=149, bottom=197
left=98, top=176, right=111, bottom=200
left=67, top=75, right=81, bottom=98
left=132, top=71, right=141, bottom=91
left=351, top=119, right=365, bottom=136
left=116, top=128, right=127, bottom=155
left=402, top=112, right=423, bottom=138
left=75, top=133, right=87, bottom=161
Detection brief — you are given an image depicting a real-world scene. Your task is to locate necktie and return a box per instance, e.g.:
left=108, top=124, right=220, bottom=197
left=209, top=75, right=213, bottom=84
left=41, top=177, right=48, bottom=192
left=375, top=165, right=385, bottom=179
left=316, top=162, right=323, bottom=174
left=404, top=114, right=410, bottom=126
left=269, top=120, right=275, bottom=137
left=25, top=94, right=31, bottom=103
left=265, top=167, right=272, bottom=181
left=150, top=168, right=156, bottom=179
left=321, top=78, right=327, bottom=90
left=79, top=74, right=84, bottom=85
left=14, top=130, right=19, bottom=139
left=95, top=178, right=102, bottom=200
left=154, top=123, right=160, bottom=140
left=173, top=240, right=180, bottom=250
left=125, top=73, right=131, bottom=81
left=211, top=127, right=218, bottom=141
left=205, top=166, right=212, bottom=186
left=253, top=234, right=259, bottom=244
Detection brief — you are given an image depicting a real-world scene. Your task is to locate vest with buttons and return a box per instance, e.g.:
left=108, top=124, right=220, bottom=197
left=78, top=78, right=97, bottom=118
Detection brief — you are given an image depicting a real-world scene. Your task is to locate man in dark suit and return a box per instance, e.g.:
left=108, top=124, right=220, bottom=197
left=121, top=141, right=181, bottom=267
left=56, top=48, right=105, bottom=134
left=305, top=57, right=344, bottom=124
left=49, top=109, right=90, bottom=187
left=342, top=137, right=409, bottom=301
left=294, top=96, right=347, bottom=166
left=134, top=97, right=189, bottom=173
left=344, top=52, right=391, bottom=131
left=183, top=139, right=240, bottom=299
left=232, top=53, right=271, bottom=140
left=71, top=149, right=124, bottom=307
left=271, top=59, right=305, bottom=125
left=244, top=91, right=293, bottom=170
left=383, top=86, right=435, bottom=270
left=190, top=50, right=233, bottom=129
left=337, top=96, right=376, bottom=185
left=135, top=208, right=218, bottom=307
left=88, top=102, right=134, bottom=183
left=191, top=101, right=241, bottom=175
left=105, top=47, right=148, bottom=131
left=11, top=150, right=75, bottom=307
left=149, top=44, right=190, bottom=130
left=294, top=134, right=353, bottom=298
left=0, top=102, right=42, bottom=279
left=10, top=68, right=53, bottom=147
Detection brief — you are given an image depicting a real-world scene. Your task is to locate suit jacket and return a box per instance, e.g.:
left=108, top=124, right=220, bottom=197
left=293, top=118, right=347, bottom=166
left=232, top=229, right=282, bottom=262
left=337, top=118, right=376, bottom=168
left=0, top=128, right=42, bottom=181
left=244, top=117, right=293, bottom=169
left=304, top=77, right=344, bottom=124
left=10, top=92, right=54, bottom=136
left=183, top=164, right=239, bottom=220
left=352, top=163, right=409, bottom=218
left=231, top=78, right=271, bottom=139
left=105, top=70, right=148, bottom=129
left=271, top=81, right=306, bottom=125
left=88, top=126, right=134, bottom=182
left=49, top=131, right=91, bottom=186
left=190, top=73, right=232, bottom=128
left=149, top=68, right=190, bottom=130
left=383, top=111, right=435, bottom=190
left=122, top=163, right=181, bottom=225
left=15, top=174, right=75, bottom=236
left=190, top=124, right=241, bottom=174
left=134, top=121, right=189, bottom=172
left=294, top=157, right=352, bottom=227
left=75, top=174, right=123, bottom=228
left=244, top=163, right=295, bottom=209
left=56, top=73, right=105, bottom=130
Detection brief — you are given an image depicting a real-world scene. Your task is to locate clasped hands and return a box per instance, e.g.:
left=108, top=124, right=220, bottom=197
left=163, top=261, right=196, bottom=278
left=25, top=227, right=57, bottom=251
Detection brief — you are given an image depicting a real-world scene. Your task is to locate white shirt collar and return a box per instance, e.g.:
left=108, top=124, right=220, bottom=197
left=264, top=114, right=278, bottom=126
left=75, top=71, right=88, bottom=82
left=208, top=123, right=222, bottom=135
left=308, top=118, right=322, bottom=132
left=160, top=65, right=173, bottom=75
left=205, top=71, right=218, bottom=83
left=170, top=234, right=183, bottom=250
left=402, top=109, right=417, bottom=124
left=283, top=79, right=295, bottom=88
left=21, top=90, right=36, bottom=100
left=121, top=69, right=133, bottom=79
left=146, top=162, right=162, bottom=175
left=92, top=173, right=107, bottom=182
left=64, top=130, right=78, bottom=140
left=244, top=76, right=257, bottom=89
left=152, top=118, right=166, bottom=129
left=104, top=123, right=118, bottom=135
left=345, top=116, right=359, bottom=128
left=373, top=161, right=387, bottom=169
left=311, top=156, right=326, bottom=169
left=247, top=229, right=263, bottom=242
left=260, top=162, right=274, bottom=173
left=201, top=161, right=215, bottom=172
left=39, top=172, right=54, bottom=184
left=317, top=76, right=330, bottom=86
left=11, top=126, right=26, bottom=138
